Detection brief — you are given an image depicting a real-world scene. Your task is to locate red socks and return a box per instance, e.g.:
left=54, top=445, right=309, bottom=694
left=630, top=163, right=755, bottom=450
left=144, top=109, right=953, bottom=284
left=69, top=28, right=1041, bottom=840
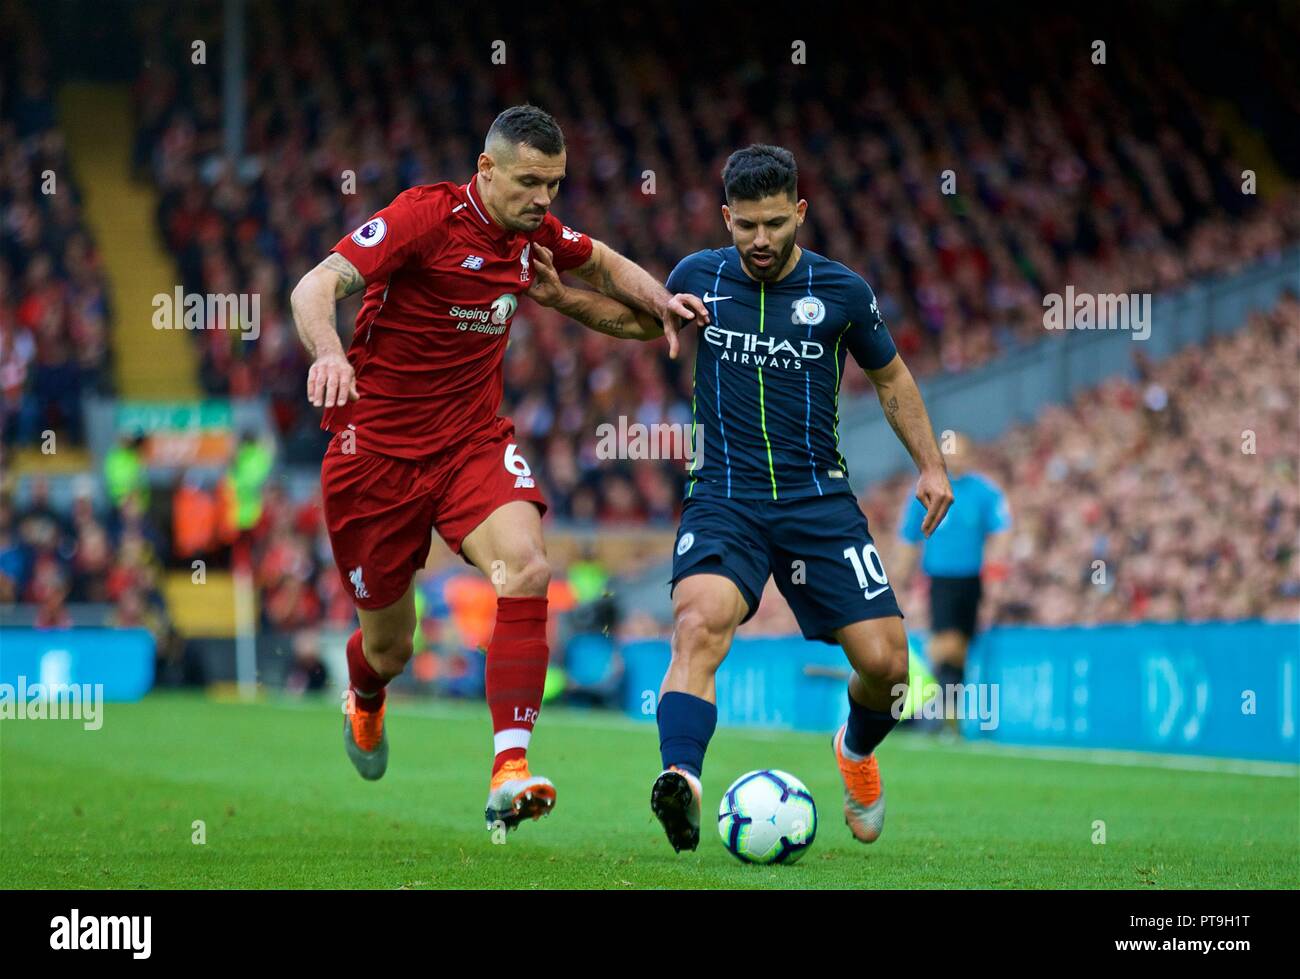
left=346, top=628, right=388, bottom=713
left=346, top=598, right=548, bottom=774
left=485, top=596, right=549, bottom=775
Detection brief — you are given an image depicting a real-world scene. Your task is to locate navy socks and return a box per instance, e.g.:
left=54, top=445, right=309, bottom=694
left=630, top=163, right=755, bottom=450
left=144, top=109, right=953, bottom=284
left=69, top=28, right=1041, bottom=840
left=844, top=689, right=899, bottom=758
left=657, top=689, right=897, bottom=771
left=657, top=691, right=717, bottom=777
left=935, top=662, right=963, bottom=690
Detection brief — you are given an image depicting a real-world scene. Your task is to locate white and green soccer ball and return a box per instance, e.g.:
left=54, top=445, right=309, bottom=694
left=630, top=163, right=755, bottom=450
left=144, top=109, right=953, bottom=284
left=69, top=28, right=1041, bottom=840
left=717, top=769, right=818, bottom=864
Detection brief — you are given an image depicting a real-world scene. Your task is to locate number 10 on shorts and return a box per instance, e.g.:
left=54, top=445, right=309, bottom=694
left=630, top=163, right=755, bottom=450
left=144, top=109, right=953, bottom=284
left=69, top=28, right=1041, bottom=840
left=506, top=443, right=535, bottom=489
left=843, top=543, right=890, bottom=600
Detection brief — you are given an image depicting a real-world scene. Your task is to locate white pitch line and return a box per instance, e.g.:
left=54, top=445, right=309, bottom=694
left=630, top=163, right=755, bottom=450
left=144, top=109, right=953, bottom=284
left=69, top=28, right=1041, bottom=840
left=256, top=696, right=1300, bottom=778
left=890, top=736, right=1300, bottom=779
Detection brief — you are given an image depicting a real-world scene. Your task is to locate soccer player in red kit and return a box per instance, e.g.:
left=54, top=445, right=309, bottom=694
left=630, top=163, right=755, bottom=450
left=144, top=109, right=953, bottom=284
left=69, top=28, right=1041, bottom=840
left=290, top=105, right=706, bottom=833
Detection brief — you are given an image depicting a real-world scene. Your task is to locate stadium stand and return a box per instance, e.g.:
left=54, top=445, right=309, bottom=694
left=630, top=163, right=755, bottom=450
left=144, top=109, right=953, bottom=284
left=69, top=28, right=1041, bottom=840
left=1, top=0, right=113, bottom=451
left=2, top=0, right=1297, bottom=685
left=126, top=0, right=1300, bottom=517
left=873, top=295, right=1299, bottom=628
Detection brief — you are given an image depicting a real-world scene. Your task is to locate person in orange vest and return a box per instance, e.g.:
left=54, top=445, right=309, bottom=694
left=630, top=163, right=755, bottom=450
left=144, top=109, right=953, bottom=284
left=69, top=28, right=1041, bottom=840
left=172, top=470, right=218, bottom=560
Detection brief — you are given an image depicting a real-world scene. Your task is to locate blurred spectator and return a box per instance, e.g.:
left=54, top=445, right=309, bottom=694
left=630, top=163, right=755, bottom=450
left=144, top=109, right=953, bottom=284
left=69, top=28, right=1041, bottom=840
left=285, top=630, right=329, bottom=694
left=560, top=593, right=625, bottom=707
left=104, top=433, right=150, bottom=511
left=171, top=470, right=221, bottom=561
left=0, top=498, right=24, bottom=603
left=224, top=431, right=274, bottom=535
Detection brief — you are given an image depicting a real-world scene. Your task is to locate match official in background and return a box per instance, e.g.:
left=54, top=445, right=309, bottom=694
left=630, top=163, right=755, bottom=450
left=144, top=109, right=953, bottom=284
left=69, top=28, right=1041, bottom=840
left=892, top=433, right=1011, bottom=706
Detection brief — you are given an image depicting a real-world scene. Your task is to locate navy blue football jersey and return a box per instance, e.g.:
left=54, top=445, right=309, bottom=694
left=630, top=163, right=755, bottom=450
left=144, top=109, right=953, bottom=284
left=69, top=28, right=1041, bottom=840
left=666, top=246, right=897, bottom=501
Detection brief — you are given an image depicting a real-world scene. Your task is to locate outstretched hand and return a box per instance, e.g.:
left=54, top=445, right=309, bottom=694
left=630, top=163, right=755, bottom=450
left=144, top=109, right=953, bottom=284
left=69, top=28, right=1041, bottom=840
left=915, top=466, right=954, bottom=536
left=660, top=293, right=709, bottom=360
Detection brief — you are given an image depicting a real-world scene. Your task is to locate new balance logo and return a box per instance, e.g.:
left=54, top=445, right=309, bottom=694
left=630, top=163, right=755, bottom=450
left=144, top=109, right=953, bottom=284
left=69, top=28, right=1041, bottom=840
left=350, top=566, right=369, bottom=600
left=461, top=255, right=485, bottom=270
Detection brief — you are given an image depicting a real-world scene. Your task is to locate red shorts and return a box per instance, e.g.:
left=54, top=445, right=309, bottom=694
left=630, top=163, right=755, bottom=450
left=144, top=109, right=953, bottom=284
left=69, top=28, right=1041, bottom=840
left=320, top=416, right=547, bottom=610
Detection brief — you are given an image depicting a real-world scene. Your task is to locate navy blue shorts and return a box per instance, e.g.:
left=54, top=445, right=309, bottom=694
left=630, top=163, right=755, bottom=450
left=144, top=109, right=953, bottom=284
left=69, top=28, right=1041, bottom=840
left=670, top=493, right=903, bottom=644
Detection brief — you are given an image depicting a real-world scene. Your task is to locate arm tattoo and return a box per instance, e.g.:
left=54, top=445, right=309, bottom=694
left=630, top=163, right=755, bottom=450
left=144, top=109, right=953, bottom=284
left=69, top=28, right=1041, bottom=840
left=323, top=253, right=365, bottom=299
left=882, top=393, right=906, bottom=442
left=574, top=242, right=626, bottom=302
left=596, top=316, right=626, bottom=336
left=573, top=252, right=600, bottom=282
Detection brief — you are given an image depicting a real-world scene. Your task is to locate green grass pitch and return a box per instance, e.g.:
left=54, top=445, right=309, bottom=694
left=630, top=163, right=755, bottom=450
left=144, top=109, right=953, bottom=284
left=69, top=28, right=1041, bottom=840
left=2, top=692, right=1296, bottom=888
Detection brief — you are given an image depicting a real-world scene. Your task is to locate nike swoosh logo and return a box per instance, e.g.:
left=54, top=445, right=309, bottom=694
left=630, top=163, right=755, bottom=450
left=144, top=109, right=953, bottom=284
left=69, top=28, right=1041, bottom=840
left=864, top=585, right=890, bottom=600
left=702, top=293, right=732, bottom=304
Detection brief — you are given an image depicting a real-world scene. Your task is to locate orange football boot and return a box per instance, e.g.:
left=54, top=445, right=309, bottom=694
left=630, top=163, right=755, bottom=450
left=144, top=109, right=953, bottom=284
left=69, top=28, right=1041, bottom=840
left=343, top=700, right=388, bottom=780
left=833, top=724, right=886, bottom=843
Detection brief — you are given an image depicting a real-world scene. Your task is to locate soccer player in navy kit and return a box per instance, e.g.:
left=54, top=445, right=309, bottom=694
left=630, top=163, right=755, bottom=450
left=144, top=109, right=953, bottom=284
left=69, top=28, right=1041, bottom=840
left=648, top=145, right=954, bottom=851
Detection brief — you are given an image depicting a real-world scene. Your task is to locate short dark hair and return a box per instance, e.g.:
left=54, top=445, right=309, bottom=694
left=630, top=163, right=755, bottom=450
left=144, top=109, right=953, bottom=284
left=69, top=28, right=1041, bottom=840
left=486, top=104, right=565, bottom=157
left=722, top=144, right=798, bottom=202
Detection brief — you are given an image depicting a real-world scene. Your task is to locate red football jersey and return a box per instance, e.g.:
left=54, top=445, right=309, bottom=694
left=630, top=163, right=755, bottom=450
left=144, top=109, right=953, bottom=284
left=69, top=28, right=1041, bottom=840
left=323, top=176, right=593, bottom=458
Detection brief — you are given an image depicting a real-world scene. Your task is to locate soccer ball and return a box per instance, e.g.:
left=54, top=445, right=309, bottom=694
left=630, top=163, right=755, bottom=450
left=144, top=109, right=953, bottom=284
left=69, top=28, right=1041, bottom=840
left=717, top=770, right=817, bottom=864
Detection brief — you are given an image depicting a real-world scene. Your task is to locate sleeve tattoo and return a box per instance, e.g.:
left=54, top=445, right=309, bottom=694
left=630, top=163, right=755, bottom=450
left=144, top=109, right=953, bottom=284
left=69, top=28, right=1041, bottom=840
left=323, top=253, right=365, bottom=298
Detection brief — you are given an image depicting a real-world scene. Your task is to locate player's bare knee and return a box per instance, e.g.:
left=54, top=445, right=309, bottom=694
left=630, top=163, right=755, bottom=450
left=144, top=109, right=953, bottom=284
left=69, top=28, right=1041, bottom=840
left=857, top=635, right=908, bottom=687
left=884, top=642, right=909, bottom=690
left=671, top=604, right=731, bottom=672
left=365, top=635, right=414, bottom=679
left=499, top=550, right=550, bottom=596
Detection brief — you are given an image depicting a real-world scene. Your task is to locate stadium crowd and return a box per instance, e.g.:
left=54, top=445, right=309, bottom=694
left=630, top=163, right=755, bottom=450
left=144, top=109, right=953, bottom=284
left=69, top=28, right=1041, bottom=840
left=126, top=1, right=1300, bottom=518
left=861, top=295, right=1300, bottom=630
left=1, top=0, right=112, bottom=448
left=5, top=293, right=1296, bottom=656
left=0, top=475, right=172, bottom=638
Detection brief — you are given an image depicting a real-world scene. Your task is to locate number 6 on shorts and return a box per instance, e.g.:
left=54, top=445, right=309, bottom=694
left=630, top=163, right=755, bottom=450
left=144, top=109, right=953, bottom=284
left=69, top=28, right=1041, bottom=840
left=505, top=443, right=534, bottom=488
